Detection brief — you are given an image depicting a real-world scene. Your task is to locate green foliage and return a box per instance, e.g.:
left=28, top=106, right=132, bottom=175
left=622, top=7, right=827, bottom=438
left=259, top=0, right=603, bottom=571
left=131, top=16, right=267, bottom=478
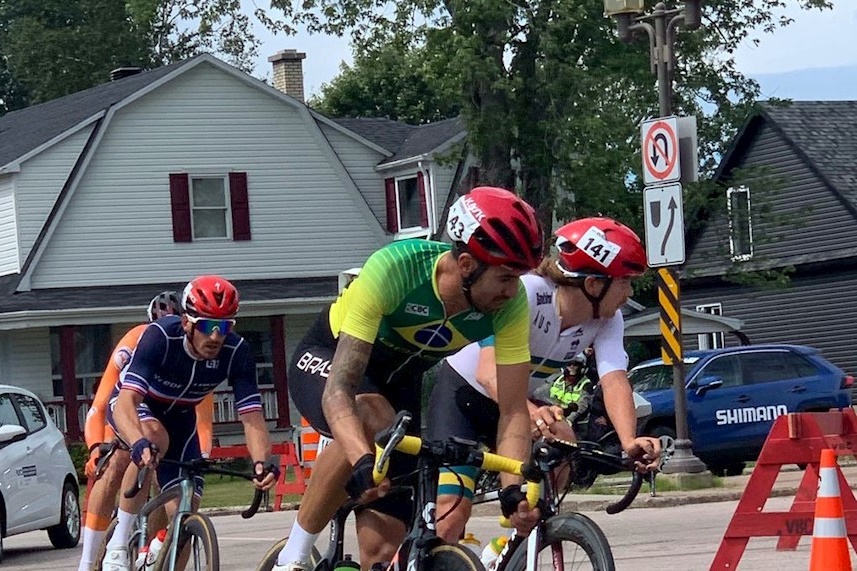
left=67, top=440, right=89, bottom=483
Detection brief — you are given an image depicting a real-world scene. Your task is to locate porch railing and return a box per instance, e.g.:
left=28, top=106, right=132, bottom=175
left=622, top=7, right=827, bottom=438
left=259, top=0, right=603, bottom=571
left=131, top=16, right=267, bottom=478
left=44, top=385, right=281, bottom=437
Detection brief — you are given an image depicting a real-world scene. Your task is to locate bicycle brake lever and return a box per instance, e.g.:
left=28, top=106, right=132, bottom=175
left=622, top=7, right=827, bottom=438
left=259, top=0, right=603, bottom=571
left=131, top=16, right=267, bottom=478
left=374, top=411, right=412, bottom=473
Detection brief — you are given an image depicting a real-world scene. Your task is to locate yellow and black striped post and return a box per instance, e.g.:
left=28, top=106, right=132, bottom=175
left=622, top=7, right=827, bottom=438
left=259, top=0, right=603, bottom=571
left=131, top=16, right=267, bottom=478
left=658, top=267, right=682, bottom=364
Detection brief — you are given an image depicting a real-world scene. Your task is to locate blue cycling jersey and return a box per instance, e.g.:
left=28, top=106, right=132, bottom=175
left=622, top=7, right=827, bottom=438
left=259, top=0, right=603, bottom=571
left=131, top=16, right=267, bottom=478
left=118, top=315, right=261, bottom=416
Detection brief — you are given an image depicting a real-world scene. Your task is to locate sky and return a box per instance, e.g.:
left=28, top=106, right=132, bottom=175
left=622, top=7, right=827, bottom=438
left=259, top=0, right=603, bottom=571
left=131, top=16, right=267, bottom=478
left=248, top=1, right=857, bottom=102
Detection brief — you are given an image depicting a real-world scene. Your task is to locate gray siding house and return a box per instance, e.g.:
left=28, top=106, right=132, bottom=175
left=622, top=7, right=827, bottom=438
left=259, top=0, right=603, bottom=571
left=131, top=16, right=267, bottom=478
left=682, top=101, right=857, bottom=377
left=0, top=51, right=471, bottom=441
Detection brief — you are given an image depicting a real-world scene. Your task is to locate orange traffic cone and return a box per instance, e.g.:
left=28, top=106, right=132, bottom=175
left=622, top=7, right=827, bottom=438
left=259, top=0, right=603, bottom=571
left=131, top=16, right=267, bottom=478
left=809, top=449, right=852, bottom=571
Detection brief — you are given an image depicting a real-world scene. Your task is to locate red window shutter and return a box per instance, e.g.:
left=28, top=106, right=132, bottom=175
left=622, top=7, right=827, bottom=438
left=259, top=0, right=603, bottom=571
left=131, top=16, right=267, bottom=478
left=229, top=172, right=251, bottom=241
left=417, top=171, right=429, bottom=227
left=169, top=173, right=192, bottom=242
left=385, top=177, right=398, bottom=233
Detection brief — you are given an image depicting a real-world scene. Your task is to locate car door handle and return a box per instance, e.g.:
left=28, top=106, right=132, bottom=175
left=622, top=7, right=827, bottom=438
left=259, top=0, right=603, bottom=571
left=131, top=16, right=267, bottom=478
left=789, top=386, right=807, bottom=393
left=736, top=395, right=751, bottom=404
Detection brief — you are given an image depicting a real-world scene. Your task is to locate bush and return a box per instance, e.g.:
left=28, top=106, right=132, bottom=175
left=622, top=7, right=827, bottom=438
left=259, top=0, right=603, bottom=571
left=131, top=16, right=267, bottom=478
left=67, top=440, right=89, bottom=483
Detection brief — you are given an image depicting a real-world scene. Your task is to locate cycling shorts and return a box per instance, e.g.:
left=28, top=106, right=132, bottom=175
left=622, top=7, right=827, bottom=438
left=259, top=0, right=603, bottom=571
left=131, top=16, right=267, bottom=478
left=107, top=397, right=204, bottom=498
left=425, top=361, right=500, bottom=500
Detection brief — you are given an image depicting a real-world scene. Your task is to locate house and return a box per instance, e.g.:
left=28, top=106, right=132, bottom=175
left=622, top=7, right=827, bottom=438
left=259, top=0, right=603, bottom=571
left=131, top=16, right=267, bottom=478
left=681, top=101, right=857, bottom=377
left=0, top=50, right=470, bottom=441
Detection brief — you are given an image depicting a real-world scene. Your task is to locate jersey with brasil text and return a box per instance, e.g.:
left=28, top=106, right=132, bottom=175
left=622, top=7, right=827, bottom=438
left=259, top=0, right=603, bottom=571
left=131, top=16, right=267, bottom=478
left=328, top=239, right=530, bottom=378
left=118, top=315, right=261, bottom=416
left=446, top=273, right=626, bottom=398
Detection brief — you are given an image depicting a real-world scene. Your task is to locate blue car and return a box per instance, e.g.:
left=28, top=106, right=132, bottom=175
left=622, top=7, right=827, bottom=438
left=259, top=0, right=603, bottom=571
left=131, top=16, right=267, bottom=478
left=628, top=344, right=853, bottom=476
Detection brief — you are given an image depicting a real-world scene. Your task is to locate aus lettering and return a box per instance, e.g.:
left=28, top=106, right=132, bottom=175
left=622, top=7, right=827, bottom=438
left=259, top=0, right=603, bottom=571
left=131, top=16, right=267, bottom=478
left=532, top=312, right=551, bottom=334
left=296, top=352, right=332, bottom=378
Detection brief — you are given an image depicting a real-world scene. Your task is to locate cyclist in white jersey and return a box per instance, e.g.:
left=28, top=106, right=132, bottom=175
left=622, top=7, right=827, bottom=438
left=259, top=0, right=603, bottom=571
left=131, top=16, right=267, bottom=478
left=425, top=217, right=662, bottom=542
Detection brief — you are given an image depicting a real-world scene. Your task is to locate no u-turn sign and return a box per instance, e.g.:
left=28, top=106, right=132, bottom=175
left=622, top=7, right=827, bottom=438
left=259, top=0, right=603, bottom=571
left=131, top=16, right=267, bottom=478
left=642, top=116, right=681, bottom=185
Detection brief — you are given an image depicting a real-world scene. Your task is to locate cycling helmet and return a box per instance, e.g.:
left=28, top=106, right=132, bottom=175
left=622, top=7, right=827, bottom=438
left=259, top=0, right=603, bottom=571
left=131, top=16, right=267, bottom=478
left=555, top=217, right=647, bottom=279
left=446, top=187, right=544, bottom=271
left=182, top=275, right=239, bottom=319
left=146, top=291, right=182, bottom=322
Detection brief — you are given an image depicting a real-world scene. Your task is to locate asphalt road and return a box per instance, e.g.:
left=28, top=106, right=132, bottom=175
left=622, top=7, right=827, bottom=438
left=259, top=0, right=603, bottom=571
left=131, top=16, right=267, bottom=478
left=4, top=497, right=855, bottom=570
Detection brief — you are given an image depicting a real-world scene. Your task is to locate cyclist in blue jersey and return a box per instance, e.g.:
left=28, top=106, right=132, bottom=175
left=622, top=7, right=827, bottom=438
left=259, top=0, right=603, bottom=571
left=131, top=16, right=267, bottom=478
left=101, top=275, right=279, bottom=571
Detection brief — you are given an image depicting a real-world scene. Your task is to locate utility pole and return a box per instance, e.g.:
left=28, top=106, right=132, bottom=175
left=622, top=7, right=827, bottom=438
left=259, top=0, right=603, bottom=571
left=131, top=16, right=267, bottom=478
left=604, top=0, right=708, bottom=475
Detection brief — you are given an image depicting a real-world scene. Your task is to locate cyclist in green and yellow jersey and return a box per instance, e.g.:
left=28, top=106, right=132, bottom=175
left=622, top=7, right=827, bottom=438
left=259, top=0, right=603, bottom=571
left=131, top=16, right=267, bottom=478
left=276, top=187, right=544, bottom=571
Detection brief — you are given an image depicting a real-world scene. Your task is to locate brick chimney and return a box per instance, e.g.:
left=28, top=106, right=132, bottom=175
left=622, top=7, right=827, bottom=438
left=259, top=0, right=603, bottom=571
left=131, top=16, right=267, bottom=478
left=268, top=49, right=307, bottom=102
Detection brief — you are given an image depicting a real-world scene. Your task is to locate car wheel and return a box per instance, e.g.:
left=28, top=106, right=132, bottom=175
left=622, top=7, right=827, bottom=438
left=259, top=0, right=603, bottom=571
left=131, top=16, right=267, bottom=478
left=47, top=481, right=80, bottom=548
left=650, top=426, right=676, bottom=468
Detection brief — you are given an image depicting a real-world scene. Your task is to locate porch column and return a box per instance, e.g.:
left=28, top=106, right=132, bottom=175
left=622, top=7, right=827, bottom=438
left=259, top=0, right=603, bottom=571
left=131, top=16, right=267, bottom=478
left=59, top=326, right=82, bottom=438
left=270, top=315, right=290, bottom=428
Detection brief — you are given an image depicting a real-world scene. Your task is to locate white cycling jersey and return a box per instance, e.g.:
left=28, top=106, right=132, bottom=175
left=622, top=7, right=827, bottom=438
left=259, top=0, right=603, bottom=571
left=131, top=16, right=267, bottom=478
left=445, top=273, right=627, bottom=398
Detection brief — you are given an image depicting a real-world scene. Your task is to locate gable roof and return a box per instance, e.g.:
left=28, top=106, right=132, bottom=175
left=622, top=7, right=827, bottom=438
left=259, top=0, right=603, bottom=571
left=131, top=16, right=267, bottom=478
left=716, top=101, right=857, bottom=218
left=0, top=58, right=189, bottom=171
left=380, top=117, right=465, bottom=164
left=330, top=117, right=417, bottom=153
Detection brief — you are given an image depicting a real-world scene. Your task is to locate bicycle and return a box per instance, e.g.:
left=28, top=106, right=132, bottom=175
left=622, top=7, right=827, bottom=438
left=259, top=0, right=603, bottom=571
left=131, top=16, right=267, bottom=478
left=257, top=409, right=535, bottom=571
left=92, top=441, right=267, bottom=571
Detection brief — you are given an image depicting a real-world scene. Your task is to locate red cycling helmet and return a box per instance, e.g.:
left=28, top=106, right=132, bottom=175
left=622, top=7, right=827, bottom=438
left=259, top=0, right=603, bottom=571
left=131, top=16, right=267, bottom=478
left=182, top=275, right=239, bottom=319
left=555, top=217, right=647, bottom=279
left=446, top=186, right=544, bottom=270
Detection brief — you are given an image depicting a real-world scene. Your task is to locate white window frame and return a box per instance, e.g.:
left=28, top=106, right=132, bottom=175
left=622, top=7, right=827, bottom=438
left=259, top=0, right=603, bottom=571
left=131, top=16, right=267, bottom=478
left=727, top=185, right=753, bottom=261
left=190, top=175, right=232, bottom=240
left=696, top=303, right=725, bottom=350
left=395, top=175, right=425, bottom=232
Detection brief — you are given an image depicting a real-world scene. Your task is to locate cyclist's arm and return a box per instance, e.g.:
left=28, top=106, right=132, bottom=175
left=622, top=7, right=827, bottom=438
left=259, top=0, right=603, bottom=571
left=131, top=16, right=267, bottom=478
left=592, top=311, right=637, bottom=450
left=240, top=410, right=271, bottom=465
left=495, top=361, right=532, bottom=487
left=114, top=388, right=146, bottom=446
left=321, top=332, right=374, bottom=465
left=196, top=393, right=215, bottom=457
left=475, top=345, right=545, bottom=419
left=116, top=323, right=165, bottom=447
left=231, top=339, right=269, bottom=464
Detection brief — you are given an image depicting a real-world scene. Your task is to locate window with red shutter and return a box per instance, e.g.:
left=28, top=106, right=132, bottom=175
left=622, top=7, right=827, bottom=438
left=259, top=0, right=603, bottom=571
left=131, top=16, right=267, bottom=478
left=170, top=172, right=251, bottom=241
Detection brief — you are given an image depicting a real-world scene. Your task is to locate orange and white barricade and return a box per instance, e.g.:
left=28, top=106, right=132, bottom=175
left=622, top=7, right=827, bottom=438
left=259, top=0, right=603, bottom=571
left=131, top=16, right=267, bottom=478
left=298, top=417, right=333, bottom=479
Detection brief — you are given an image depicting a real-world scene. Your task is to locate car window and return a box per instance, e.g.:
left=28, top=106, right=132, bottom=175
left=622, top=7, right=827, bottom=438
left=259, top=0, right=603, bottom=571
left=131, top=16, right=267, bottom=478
left=737, top=352, right=795, bottom=385
left=628, top=364, right=672, bottom=391
left=14, top=395, right=46, bottom=433
left=698, top=355, right=742, bottom=387
left=0, top=394, right=20, bottom=426
left=781, top=352, right=821, bottom=378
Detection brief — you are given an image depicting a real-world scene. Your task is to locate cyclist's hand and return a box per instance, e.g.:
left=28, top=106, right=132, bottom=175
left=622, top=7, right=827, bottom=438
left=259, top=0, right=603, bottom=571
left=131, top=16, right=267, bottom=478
left=345, top=453, right=391, bottom=504
left=130, top=438, right=158, bottom=468
left=532, top=405, right=566, bottom=441
left=252, top=461, right=280, bottom=491
left=624, top=436, right=661, bottom=472
left=500, top=485, right=540, bottom=535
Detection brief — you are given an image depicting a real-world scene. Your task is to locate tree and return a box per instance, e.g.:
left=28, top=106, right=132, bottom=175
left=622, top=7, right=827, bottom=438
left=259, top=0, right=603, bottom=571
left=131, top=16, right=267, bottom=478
left=279, top=0, right=832, bottom=291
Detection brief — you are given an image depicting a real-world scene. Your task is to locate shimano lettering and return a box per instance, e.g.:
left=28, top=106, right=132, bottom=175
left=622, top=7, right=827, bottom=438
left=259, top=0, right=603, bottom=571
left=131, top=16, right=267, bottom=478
left=716, top=404, right=787, bottom=425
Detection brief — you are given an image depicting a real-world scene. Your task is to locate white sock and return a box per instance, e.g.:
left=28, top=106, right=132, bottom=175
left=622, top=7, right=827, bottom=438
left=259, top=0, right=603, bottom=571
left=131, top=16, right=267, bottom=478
left=277, top=521, right=321, bottom=566
left=106, top=509, right=136, bottom=550
left=78, top=528, right=106, bottom=571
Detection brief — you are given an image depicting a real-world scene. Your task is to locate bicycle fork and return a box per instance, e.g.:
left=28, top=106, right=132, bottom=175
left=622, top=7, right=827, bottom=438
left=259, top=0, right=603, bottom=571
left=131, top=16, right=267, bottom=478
left=160, top=478, right=197, bottom=571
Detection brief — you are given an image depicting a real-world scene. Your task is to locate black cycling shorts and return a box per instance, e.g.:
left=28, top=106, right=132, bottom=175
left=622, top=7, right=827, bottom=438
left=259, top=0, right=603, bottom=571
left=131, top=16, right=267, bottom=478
left=288, top=307, right=423, bottom=524
left=424, top=361, right=500, bottom=447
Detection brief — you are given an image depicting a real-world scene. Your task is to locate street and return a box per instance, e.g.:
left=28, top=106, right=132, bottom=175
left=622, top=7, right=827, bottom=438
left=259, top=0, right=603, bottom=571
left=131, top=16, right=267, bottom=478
left=4, top=496, right=856, bottom=570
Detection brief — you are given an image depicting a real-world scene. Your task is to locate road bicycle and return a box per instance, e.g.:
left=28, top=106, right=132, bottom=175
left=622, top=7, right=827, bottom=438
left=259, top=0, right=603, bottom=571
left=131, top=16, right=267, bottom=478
left=258, top=410, right=643, bottom=571
left=92, top=441, right=267, bottom=571
left=257, top=409, right=535, bottom=571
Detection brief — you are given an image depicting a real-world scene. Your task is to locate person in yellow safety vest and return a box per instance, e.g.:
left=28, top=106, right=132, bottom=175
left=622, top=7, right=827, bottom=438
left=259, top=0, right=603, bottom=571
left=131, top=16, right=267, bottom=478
left=548, top=355, right=593, bottom=419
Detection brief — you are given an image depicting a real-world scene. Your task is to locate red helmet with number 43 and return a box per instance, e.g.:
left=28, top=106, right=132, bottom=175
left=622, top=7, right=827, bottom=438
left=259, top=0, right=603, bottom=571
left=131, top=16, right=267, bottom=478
left=555, top=217, right=647, bottom=279
left=446, top=186, right=544, bottom=270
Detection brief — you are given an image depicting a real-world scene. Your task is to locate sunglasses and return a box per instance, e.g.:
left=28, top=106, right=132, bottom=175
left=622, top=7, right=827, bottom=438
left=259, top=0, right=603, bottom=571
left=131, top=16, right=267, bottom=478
left=187, top=315, right=236, bottom=336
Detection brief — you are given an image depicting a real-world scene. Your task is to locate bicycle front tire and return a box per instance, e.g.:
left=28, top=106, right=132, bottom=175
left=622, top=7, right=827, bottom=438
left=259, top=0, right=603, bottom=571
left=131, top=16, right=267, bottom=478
left=91, top=517, right=142, bottom=571
left=152, top=513, right=219, bottom=571
left=255, top=537, right=323, bottom=571
left=424, top=544, right=483, bottom=571
left=504, top=513, right=614, bottom=571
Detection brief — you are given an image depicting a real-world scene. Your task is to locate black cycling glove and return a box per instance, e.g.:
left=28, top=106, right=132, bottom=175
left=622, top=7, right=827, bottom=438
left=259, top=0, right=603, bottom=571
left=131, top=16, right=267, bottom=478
left=345, top=453, right=376, bottom=500
left=130, top=438, right=156, bottom=466
left=499, top=484, right=528, bottom=518
left=253, top=460, right=281, bottom=483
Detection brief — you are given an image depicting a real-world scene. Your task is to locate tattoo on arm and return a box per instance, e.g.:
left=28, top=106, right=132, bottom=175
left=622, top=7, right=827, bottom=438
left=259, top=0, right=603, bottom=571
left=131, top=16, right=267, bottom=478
left=321, top=333, right=373, bottom=425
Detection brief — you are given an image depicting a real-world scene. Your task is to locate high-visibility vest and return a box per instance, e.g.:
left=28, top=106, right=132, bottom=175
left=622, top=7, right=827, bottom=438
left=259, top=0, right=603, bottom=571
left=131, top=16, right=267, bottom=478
left=298, top=417, right=332, bottom=479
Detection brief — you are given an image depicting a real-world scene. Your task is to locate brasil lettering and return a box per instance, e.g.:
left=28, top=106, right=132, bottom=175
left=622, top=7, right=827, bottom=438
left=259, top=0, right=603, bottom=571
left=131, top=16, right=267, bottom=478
left=715, top=404, right=787, bottom=425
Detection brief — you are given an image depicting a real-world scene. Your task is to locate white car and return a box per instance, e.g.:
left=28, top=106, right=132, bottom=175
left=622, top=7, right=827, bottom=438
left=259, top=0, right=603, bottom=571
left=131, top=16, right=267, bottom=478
left=0, top=385, right=80, bottom=561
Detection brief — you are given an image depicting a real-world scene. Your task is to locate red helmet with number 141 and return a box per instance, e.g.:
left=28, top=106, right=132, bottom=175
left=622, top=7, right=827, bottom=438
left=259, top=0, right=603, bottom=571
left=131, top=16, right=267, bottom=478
left=555, top=217, right=647, bottom=279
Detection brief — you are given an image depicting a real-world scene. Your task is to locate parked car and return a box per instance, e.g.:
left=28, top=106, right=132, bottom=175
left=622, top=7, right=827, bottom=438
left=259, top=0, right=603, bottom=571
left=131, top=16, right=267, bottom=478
left=0, top=385, right=80, bottom=561
left=628, top=344, right=853, bottom=476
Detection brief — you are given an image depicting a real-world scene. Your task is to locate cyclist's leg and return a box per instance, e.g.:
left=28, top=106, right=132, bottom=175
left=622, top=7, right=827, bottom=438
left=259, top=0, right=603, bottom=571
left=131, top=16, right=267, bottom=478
left=425, top=362, right=499, bottom=543
left=157, top=408, right=205, bottom=518
left=79, top=427, right=131, bottom=571
left=354, top=508, right=407, bottom=570
left=105, top=404, right=169, bottom=553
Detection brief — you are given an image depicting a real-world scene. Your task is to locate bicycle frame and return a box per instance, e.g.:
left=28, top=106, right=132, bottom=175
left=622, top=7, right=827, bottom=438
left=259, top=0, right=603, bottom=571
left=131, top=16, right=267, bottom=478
left=136, top=478, right=197, bottom=571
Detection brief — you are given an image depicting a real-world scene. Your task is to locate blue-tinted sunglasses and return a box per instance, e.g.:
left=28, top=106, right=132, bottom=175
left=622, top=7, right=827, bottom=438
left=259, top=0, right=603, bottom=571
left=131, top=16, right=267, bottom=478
left=187, top=315, right=235, bottom=336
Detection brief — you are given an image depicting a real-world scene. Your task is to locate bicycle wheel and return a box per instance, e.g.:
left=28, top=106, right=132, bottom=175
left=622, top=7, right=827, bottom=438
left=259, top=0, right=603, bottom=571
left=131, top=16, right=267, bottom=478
left=255, top=537, right=322, bottom=571
left=424, top=544, right=483, bottom=571
left=504, top=514, right=614, bottom=571
left=153, top=513, right=219, bottom=571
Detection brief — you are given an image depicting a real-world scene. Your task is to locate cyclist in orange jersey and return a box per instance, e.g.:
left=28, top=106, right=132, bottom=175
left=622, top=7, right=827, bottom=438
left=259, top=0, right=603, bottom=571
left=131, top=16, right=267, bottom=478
left=77, top=292, right=214, bottom=571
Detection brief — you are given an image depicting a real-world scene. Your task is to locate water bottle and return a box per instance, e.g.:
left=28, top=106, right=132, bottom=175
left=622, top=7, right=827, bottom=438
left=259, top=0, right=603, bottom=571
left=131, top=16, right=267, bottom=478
left=480, top=536, right=509, bottom=571
left=334, top=554, right=361, bottom=571
left=144, top=528, right=168, bottom=569
left=134, top=545, right=150, bottom=571
left=459, top=532, right=482, bottom=556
